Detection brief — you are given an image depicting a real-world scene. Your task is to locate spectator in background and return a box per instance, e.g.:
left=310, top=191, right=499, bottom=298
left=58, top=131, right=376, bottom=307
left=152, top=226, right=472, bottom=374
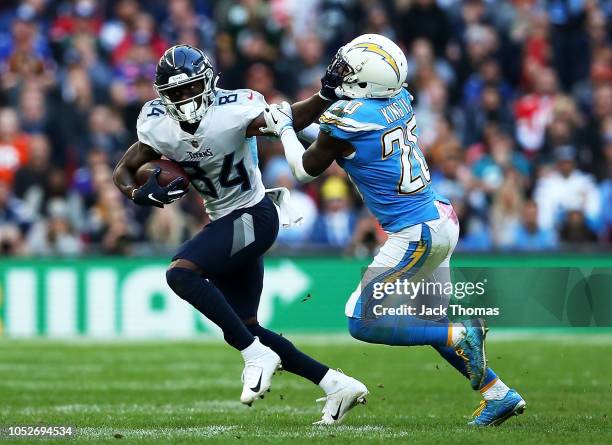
left=58, top=60, right=95, bottom=156
left=146, top=205, right=188, bottom=248
left=72, top=147, right=109, bottom=208
left=12, top=133, right=50, bottom=218
left=534, top=145, right=601, bottom=231
left=0, top=108, right=29, bottom=186
left=310, top=177, right=357, bottom=249
left=245, top=63, right=284, bottom=104
left=406, top=38, right=455, bottom=91
left=414, top=77, right=451, bottom=148
left=427, top=115, right=463, bottom=171
left=463, top=84, right=514, bottom=146
left=293, top=34, right=327, bottom=93
left=42, top=167, right=84, bottom=233
left=490, top=171, right=524, bottom=248
left=456, top=24, right=499, bottom=87
left=0, top=0, right=609, bottom=255
left=67, top=34, right=113, bottom=99
left=454, top=198, right=492, bottom=251
left=86, top=106, right=129, bottom=163
left=0, top=5, right=54, bottom=93
left=463, top=58, right=512, bottom=108
left=87, top=184, right=132, bottom=254
left=349, top=212, right=386, bottom=258
left=0, top=222, right=26, bottom=255
left=430, top=151, right=468, bottom=204
left=49, top=0, right=101, bottom=54
left=559, top=208, right=598, bottom=244
left=27, top=198, right=83, bottom=256
left=511, top=199, right=557, bottom=250
left=99, top=0, right=141, bottom=54
left=111, top=12, right=166, bottom=67
left=398, top=0, right=450, bottom=57
left=514, top=67, right=559, bottom=154
left=472, top=132, right=530, bottom=196
left=161, top=0, right=216, bottom=53
left=0, top=179, right=30, bottom=235
left=364, top=3, right=396, bottom=41
left=18, top=83, right=49, bottom=133
left=584, top=84, right=612, bottom=178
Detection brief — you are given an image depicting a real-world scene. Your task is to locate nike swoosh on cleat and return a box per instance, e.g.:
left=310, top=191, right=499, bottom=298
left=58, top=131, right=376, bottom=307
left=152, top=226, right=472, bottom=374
left=250, top=371, right=263, bottom=393
left=331, top=401, right=343, bottom=421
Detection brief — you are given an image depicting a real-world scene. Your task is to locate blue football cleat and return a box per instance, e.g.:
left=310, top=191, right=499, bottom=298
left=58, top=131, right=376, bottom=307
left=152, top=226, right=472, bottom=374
left=454, top=319, right=488, bottom=389
left=469, top=389, right=526, bottom=426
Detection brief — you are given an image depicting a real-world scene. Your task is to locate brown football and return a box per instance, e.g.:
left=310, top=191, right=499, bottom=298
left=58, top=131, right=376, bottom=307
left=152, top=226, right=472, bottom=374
left=135, top=159, right=189, bottom=188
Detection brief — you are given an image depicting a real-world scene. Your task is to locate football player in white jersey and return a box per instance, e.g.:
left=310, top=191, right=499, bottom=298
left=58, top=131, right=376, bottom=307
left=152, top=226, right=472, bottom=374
left=113, top=45, right=367, bottom=424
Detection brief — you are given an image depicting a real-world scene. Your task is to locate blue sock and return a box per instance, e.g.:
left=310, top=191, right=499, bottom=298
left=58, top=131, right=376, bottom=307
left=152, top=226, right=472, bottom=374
left=480, top=368, right=498, bottom=389
left=434, top=346, right=498, bottom=390
left=166, top=267, right=254, bottom=350
left=433, top=345, right=469, bottom=378
left=433, top=316, right=499, bottom=388
left=247, top=323, right=329, bottom=384
left=348, top=315, right=449, bottom=346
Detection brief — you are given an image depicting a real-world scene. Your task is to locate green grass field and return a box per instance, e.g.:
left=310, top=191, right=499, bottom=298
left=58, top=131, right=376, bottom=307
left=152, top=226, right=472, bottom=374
left=1, top=335, right=610, bottom=445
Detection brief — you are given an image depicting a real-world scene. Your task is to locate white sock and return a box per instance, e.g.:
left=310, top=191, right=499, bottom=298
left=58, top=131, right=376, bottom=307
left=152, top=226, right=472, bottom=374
left=240, top=337, right=268, bottom=362
left=319, top=369, right=344, bottom=394
left=482, top=378, right=510, bottom=401
left=449, top=324, right=466, bottom=346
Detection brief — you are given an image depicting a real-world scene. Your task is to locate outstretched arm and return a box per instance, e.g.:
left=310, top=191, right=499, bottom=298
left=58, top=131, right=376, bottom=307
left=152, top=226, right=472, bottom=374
left=246, top=93, right=330, bottom=137
left=246, top=54, right=345, bottom=137
left=263, top=102, right=354, bottom=182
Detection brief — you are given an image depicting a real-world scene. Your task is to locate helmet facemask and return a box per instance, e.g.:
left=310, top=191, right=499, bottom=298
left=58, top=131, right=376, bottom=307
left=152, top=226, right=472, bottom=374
left=155, top=67, right=216, bottom=124
left=326, top=47, right=358, bottom=99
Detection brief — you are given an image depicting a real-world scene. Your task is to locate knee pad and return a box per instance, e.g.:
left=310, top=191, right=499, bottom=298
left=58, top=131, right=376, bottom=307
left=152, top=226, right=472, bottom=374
left=166, top=267, right=198, bottom=300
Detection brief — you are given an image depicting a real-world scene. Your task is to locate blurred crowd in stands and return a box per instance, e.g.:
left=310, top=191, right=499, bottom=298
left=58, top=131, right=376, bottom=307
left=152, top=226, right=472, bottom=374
left=0, top=0, right=611, bottom=257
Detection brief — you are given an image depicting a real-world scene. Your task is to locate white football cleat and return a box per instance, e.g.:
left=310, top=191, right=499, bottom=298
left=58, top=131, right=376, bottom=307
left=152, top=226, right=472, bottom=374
left=239, top=339, right=281, bottom=406
left=314, top=370, right=368, bottom=425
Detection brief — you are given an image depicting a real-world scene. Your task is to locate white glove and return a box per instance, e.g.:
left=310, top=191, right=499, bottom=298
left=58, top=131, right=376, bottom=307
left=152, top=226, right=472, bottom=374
left=260, top=101, right=293, bottom=136
left=265, top=187, right=304, bottom=228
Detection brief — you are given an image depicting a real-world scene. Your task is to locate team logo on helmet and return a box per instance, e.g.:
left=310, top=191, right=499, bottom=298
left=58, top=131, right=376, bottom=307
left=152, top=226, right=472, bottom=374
left=352, top=42, right=400, bottom=81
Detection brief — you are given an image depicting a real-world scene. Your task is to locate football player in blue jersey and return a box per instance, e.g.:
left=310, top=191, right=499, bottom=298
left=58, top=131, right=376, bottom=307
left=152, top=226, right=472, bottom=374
left=265, top=34, right=526, bottom=426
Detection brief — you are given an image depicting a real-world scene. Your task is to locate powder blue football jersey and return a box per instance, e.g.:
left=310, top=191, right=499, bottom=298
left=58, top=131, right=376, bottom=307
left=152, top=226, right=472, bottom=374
left=319, top=89, right=449, bottom=232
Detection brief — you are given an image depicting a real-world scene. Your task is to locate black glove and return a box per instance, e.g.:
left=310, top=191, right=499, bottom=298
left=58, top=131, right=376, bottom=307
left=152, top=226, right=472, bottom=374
left=319, top=50, right=349, bottom=101
left=132, top=168, right=187, bottom=208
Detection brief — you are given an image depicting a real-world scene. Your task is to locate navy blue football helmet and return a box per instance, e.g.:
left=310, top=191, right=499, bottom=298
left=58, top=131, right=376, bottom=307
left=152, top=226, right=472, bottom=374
left=154, top=45, right=217, bottom=123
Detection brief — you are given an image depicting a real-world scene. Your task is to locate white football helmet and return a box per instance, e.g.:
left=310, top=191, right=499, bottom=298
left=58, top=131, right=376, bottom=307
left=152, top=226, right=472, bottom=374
left=331, top=34, right=408, bottom=99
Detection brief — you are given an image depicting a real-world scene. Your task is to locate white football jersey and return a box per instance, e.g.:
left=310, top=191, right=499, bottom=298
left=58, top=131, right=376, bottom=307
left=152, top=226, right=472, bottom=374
left=136, top=88, right=267, bottom=220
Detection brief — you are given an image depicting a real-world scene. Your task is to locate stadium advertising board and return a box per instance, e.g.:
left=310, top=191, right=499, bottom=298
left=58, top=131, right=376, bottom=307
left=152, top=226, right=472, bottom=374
left=1, top=256, right=610, bottom=337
